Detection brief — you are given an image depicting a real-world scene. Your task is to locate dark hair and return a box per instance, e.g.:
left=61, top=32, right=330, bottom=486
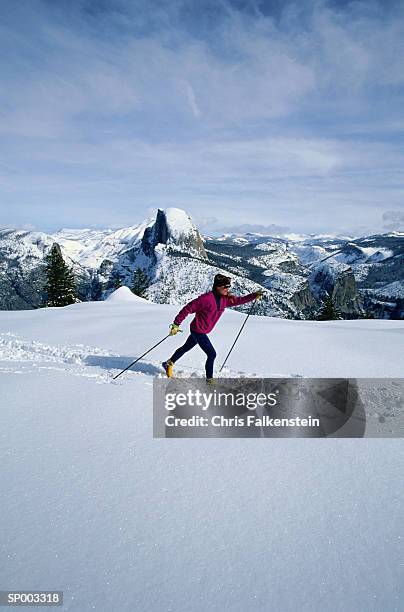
left=213, top=273, right=231, bottom=288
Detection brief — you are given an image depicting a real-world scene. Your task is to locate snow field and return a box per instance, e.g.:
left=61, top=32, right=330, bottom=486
left=0, top=291, right=403, bottom=611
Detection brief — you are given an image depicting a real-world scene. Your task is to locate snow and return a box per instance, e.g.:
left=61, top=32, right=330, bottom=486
left=282, top=232, right=308, bottom=242
left=361, top=247, right=394, bottom=262
left=288, top=243, right=328, bottom=264
left=164, top=207, right=196, bottom=239
left=310, top=259, right=350, bottom=279
left=365, top=280, right=404, bottom=299
left=254, top=241, right=286, bottom=252
left=105, top=286, right=148, bottom=303
left=51, top=228, right=112, bottom=263
left=230, top=236, right=250, bottom=245
left=262, top=272, right=307, bottom=294
left=387, top=231, right=404, bottom=237
left=53, top=219, right=154, bottom=269
left=0, top=299, right=403, bottom=611
left=0, top=220, right=155, bottom=277
left=214, top=233, right=261, bottom=244
left=0, top=228, right=54, bottom=264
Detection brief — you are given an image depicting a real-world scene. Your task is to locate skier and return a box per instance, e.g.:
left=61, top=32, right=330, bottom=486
left=162, top=274, right=263, bottom=382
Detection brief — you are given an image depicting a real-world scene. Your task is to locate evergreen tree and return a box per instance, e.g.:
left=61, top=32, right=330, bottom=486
left=358, top=309, right=375, bottom=319
left=389, top=297, right=404, bottom=320
left=317, top=293, right=342, bottom=320
left=44, top=244, right=76, bottom=307
left=131, top=267, right=150, bottom=298
left=113, top=274, right=123, bottom=289
left=90, top=275, right=103, bottom=301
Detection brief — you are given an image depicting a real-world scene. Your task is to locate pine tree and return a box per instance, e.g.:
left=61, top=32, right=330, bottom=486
left=113, top=274, right=123, bottom=289
left=131, top=267, right=150, bottom=298
left=90, top=275, right=102, bottom=301
left=358, top=309, right=375, bottom=319
left=44, top=243, right=76, bottom=307
left=317, top=293, right=342, bottom=320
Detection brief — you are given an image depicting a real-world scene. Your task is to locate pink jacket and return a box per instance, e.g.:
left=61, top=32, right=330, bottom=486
left=174, top=290, right=257, bottom=334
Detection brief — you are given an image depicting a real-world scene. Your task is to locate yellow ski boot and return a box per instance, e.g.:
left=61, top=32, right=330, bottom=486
left=162, top=360, right=174, bottom=378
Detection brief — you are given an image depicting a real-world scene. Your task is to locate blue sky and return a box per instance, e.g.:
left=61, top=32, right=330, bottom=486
left=1, top=0, right=403, bottom=235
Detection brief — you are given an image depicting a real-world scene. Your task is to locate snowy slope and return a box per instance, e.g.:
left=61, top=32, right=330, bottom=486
left=0, top=229, right=54, bottom=261
left=52, top=219, right=155, bottom=269
left=49, top=228, right=111, bottom=262
left=0, top=293, right=403, bottom=611
left=105, top=286, right=149, bottom=303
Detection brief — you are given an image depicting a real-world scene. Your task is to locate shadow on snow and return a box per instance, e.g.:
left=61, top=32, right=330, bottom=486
left=84, top=355, right=161, bottom=376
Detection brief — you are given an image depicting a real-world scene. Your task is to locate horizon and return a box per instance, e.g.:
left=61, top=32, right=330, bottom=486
left=2, top=205, right=403, bottom=241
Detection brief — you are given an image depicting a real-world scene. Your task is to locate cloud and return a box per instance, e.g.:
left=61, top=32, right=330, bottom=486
left=192, top=215, right=219, bottom=230
left=181, top=80, right=201, bottom=118
left=0, top=0, right=404, bottom=233
left=382, top=210, right=404, bottom=231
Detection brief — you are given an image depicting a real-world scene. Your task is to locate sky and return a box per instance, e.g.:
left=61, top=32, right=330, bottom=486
left=0, top=0, right=404, bottom=236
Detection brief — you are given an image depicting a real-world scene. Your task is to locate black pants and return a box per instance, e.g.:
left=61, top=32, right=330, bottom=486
left=170, top=331, right=217, bottom=378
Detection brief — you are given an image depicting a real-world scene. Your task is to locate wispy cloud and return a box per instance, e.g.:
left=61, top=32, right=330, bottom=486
left=382, top=210, right=404, bottom=231
left=0, top=0, right=403, bottom=233
left=183, top=81, right=201, bottom=118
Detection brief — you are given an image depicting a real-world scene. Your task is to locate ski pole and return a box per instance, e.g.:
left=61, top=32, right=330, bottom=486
left=219, top=298, right=258, bottom=372
left=113, top=334, right=171, bottom=380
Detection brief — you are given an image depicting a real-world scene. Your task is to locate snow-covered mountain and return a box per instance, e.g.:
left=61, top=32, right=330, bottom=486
left=292, top=232, right=404, bottom=318
left=0, top=209, right=403, bottom=318
left=0, top=228, right=94, bottom=309
left=53, top=221, right=154, bottom=269
left=205, top=230, right=404, bottom=319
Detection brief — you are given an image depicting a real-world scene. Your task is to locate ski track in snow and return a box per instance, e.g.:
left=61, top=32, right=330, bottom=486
left=0, top=332, right=295, bottom=383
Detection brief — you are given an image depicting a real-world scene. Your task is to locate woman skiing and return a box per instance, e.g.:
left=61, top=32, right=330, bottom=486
left=162, top=274, right=262, bottom=382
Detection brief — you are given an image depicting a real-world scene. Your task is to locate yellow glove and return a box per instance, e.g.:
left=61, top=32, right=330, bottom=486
left=169, top=323, right=181, bottom=335
left=255, top=290, right=264, bottom=300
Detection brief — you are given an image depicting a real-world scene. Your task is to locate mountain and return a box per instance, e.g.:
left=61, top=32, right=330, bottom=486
left=204, top=230, right=403, bottom=319
left=141, top=208, right=207, bottom=259
left=290, top=232, right=404, bottom=318
left=0, top=229, right=93, bottom=309
left=0, top=209, right=403, bottom=318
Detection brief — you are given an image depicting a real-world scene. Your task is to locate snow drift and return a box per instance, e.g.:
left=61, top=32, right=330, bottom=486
left=105, top=286, right=148, bottom=303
